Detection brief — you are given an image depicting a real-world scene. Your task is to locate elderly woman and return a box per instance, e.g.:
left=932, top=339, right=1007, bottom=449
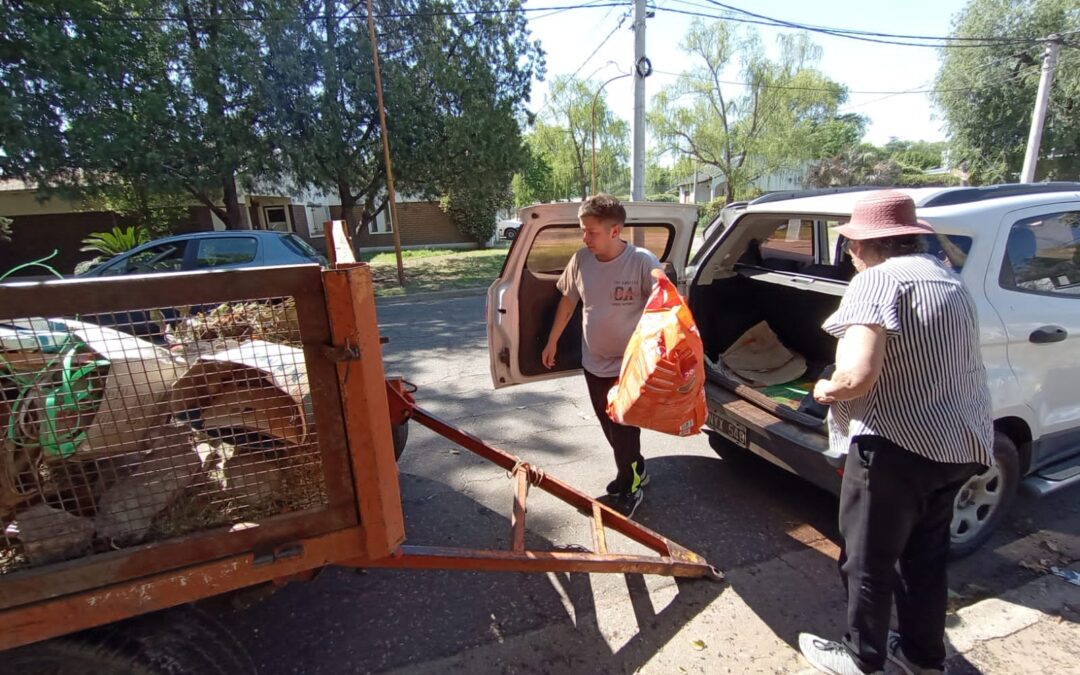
left=798, top=191, right=993, bottom=675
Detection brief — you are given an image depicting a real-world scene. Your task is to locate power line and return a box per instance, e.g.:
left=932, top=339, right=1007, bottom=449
left=648, top=61, right=1044, bottom=97
left=658, top=2, right=1067, bottom=49
left=534, top=9, right=632, bottom=117
left=698, top=0, right=1050, bottom=45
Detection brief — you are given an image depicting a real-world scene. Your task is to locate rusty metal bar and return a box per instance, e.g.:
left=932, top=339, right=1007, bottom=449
left=383, top=386, right=721, bottom=580
left=591, top=503, right=608, bottom=554
left=511, top=470, right=528, bottom=553
left=323, top=265, right=405, bottom=560
left=0, top=528, right=367, bottom=652
left=355, top=545, right=722, bottom=579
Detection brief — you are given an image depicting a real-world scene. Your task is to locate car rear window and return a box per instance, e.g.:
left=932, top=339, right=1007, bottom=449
left=525, top=224, right=672, bottom=273
left=194, top=237, right=258, bottom=267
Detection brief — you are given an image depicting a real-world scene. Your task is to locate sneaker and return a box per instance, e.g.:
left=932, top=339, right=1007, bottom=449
left=886, top=631, right=944, bottom=675
left=605, top=462, right=650, bottom=496
left=604, top=488, right=643, bottom=519
left=798, top=633, right=882, bottom=675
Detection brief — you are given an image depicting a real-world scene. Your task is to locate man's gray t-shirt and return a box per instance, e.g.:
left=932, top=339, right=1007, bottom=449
left=557, top=243, right=662, bottom=377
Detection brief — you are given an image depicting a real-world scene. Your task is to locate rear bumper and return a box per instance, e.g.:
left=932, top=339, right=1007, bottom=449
left=705, top=383, right=844, bottom=496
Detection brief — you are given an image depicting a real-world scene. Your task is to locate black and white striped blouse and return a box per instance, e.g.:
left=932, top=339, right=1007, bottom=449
left=822, top=253, right=994, bottom=466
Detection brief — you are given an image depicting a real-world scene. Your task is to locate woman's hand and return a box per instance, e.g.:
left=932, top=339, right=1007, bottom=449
left=813, top=379, right=837, bottom=405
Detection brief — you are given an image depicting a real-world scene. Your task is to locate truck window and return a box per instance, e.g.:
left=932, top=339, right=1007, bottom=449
left=524, top=224, right=672, bottom=274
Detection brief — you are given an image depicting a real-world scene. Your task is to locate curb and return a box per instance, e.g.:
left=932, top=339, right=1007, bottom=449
left=374, top=285, right=488, bottom=306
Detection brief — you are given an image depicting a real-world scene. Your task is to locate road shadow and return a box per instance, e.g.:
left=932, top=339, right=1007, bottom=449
left=223, top=472, right=726, bottom=674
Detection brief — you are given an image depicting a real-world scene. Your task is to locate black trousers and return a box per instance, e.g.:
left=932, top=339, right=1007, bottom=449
left=839, top=435, right=982, bottom=672
left=583, top=370, right=643, bottom=492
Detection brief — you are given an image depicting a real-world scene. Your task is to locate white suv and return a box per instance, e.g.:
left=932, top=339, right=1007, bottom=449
left=486, top=185, right=1080, bottom=557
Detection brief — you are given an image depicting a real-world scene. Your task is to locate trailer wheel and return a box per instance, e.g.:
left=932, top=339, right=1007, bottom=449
left=7, top=639, right=156, bottom=675
left=392, top=420, right=409, bottom=460
left=109, top=605, right=257, bottom=675
left=9, top=605, right=256, bottom=675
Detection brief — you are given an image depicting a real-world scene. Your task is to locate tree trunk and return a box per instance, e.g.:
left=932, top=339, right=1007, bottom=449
left=222, top=174, right=243, bottom=228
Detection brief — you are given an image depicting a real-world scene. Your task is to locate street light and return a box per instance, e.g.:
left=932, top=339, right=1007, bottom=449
left=591, top=73, right=631, bottom=193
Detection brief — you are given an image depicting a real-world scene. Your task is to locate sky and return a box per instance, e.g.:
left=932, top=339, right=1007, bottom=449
left=524, top=0, right=972, bottom=148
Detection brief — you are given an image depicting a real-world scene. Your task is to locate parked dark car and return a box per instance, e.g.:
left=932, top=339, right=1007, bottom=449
left=78, top=230, right=327, bottom=278
left=77, top=231, right=327, bottom=338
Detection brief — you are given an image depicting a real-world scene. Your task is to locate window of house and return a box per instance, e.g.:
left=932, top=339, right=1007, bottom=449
left=999, top=211, right=1080, bottom=296
left=368, top=210, right=393, bottom=234
left=524, top=224, right=672, bottom=274
left=307, top=205, right=330, bottom=237
left=99, top=242, right=187, bottom=275
left=262, top=205, right=292, bottom=232
left=194, top=237, right=258, bottom=268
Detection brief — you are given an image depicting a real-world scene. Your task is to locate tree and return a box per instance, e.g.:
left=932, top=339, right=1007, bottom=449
left=807, top=144, right=903, bottom=187
left=511, top=144, right=559, bottom=207
left=265, top=0, right=542, bottom=236
left=0, top=1, right=283, bottom=228
left=530, top=75, right=629, bottom=200
left=650, top=21, right=849, bottom=202
left=934, top=0, right=1080, bottom=182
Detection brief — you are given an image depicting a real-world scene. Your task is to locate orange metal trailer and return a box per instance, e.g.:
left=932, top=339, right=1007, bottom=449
left=0, top=227, right=719, bottom=670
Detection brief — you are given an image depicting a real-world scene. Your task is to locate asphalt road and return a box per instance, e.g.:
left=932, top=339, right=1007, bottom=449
left=226, top=292, right=1079, bottom=674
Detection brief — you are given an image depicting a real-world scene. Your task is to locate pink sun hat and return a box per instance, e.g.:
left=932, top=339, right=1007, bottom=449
left=836, top=190, right=936, bottom=240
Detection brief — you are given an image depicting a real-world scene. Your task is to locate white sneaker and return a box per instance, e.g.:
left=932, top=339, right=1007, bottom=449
left=798, top=633, right=883, bottom=675
left=886, top=631, right=944, bottom=675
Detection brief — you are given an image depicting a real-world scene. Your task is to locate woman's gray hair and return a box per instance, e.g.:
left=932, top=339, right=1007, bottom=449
left=858, top=234, right=928, bottom=259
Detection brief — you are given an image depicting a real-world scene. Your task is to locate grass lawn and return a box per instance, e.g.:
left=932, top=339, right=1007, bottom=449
left=367, top=247, right=509, bottom=297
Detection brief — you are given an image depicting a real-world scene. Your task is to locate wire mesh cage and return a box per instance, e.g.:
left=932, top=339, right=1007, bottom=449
left=1, top=295, right=329, bottom=575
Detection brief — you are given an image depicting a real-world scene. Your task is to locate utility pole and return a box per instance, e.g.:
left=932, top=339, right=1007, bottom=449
left=366, top=0, right=406, bottom=286
left=1020, top=35, right=1062, bottom=183
left=630, top=0, right=648, bottom=201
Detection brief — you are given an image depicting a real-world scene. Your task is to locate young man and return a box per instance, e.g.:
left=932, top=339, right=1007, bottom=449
left=542, top=194, right=661, bottom=518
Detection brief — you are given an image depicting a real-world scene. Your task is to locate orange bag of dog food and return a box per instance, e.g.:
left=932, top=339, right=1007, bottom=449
left=606, top=271, right=706, bottom=436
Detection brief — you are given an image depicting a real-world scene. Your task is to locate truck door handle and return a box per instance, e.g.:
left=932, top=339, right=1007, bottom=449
left=1029, top=326, right=1067, bottom=344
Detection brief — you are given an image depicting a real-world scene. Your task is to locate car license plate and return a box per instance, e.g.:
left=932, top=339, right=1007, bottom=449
left=709, top=412, right=747, bottom=448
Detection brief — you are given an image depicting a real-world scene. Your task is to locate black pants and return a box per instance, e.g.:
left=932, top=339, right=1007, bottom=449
left=839, top=435, right=982, bottom=672
left=583, top=370, right=643, bottom=492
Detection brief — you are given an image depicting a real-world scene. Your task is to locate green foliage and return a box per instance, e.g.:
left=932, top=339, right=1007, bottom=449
left=697, top=197, right=727, bottom=230
left=527, top=75, right=629, bottom=200
left=79, top=225, right=151, bottom=257
left=647, top=193, right=679, bottom=203
left=0, top=216, right=11, bottom=243
left=0, top=0, right=283, bottom=227
left=808, top=114, right=868, bottom=158
left=650, top=21, right=849, bottom=202
left=934, top=0, right=1080, bottom=182
left=87, top=179, right=191, bottom=237
left=512, top=145, right=559, bottom=207
left=268, top=0, right=542, bottom=234
left=440, top=186, right=512, bottom=246
left=884, top=139, right=948, bottom=172
left=76, top=224, right=152, bottom=273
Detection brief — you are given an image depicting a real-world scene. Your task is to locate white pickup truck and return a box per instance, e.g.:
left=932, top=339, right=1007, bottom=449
left=487, top=184, right=1080, bottom=557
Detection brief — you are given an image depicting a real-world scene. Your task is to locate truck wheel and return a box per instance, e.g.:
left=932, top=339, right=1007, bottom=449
left=392, top=420, right=409, bottom=461
left=504, top=227, right=518, bottom=240
left=949, top=432, right=1020, bottom=559
left=7, top=639, right=156, bottom=675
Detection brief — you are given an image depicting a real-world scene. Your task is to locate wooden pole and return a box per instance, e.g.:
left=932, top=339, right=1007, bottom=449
left=365, top=0, right=406, bottom=286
